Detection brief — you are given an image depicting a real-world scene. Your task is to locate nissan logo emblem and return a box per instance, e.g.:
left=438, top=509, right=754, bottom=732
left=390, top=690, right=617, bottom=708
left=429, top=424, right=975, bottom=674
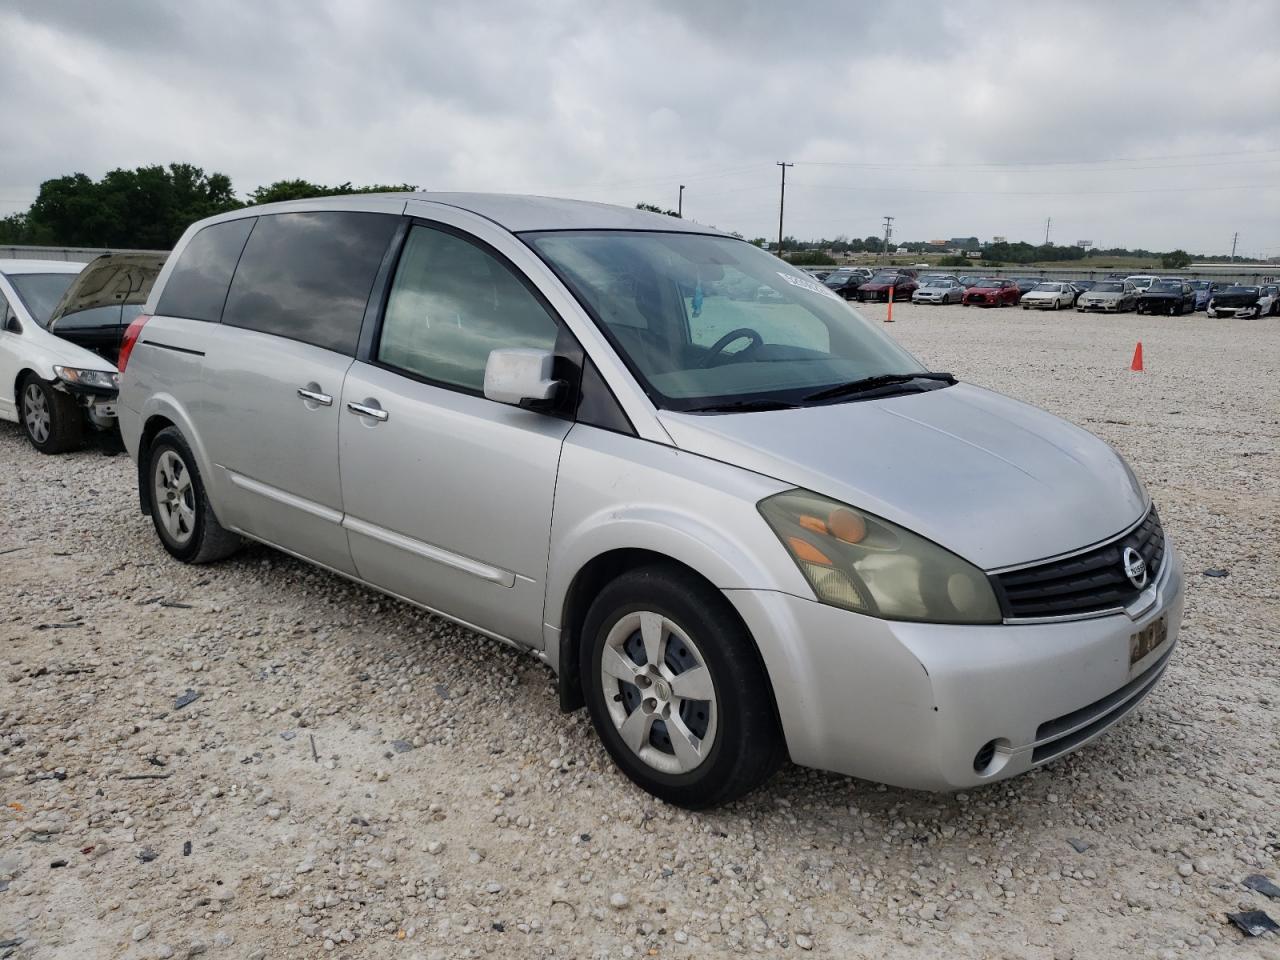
left=1122, top=546, right=1148, bottom=590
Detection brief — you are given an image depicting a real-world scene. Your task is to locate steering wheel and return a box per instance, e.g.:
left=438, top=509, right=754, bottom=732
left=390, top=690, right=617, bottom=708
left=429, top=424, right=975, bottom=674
left=700, top=327, right=764, bottom=368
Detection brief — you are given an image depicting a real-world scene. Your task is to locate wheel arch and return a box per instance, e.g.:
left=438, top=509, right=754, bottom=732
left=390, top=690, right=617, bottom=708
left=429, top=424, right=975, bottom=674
left=133, top=395, right=215, bottom=517
left=554, top=547, right=784, bottom=750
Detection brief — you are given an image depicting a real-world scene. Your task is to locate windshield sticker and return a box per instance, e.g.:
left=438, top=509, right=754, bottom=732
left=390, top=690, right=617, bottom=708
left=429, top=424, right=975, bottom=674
left=776, top=271, right=842, bottom=301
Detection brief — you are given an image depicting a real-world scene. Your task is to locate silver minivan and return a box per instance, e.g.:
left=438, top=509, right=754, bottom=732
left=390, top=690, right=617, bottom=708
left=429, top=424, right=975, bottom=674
left=119, top=194, right=1184, bottom=808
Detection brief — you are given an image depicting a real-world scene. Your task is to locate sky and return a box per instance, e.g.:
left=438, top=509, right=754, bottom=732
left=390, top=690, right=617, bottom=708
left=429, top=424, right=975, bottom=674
left=1, top=0, right=1278, bottom=257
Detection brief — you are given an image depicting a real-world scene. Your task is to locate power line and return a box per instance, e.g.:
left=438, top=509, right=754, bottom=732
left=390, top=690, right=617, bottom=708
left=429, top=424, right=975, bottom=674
left=797, top=147, right=1280, bottom=170
left=783, top=181, right=1276, bottom=197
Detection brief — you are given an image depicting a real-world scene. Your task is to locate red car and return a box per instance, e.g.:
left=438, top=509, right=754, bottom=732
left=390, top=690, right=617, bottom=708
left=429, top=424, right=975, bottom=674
left=855, top=270, right=918, bottom=302
left=961, top=277, right=1020, bottom=307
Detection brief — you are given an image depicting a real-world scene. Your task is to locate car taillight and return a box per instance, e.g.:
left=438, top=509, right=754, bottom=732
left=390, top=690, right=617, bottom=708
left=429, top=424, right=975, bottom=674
left=117, top=314, right=150, bottom=373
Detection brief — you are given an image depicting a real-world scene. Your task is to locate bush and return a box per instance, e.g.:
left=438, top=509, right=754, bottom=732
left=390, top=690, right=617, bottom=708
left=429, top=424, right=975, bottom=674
left=784, top=250, right=837, bottom=266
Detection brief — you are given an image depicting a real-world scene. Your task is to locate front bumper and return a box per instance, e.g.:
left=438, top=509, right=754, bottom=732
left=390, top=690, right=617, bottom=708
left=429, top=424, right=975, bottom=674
left=1079, top=301, right=1120, bottom=312
left=726, top=543, right=1184, bottom=791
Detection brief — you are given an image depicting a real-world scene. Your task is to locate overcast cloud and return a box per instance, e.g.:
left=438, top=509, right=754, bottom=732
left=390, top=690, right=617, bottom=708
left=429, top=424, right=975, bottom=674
left=1, top=0, right=1277, bottom=255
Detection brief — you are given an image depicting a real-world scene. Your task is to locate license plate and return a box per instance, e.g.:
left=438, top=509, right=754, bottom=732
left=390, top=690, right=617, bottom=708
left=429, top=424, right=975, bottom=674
left=1129, top=615, right=1168, bottom=667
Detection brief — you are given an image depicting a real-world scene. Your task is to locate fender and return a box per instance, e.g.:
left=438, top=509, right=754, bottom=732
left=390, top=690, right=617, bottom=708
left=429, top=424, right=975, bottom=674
left=134, top=391, right=222, bottom=512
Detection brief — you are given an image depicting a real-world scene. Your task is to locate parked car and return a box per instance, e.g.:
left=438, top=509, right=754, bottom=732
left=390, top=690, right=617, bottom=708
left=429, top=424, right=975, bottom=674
left=1135, top=279, right=1196, bottom=316
left=1020, top=282, right=1076, bottom=311
left=0, top=259, right=125, bottom=453
left=855, top=270, right=917, bottom=302
left=1077, top=280, right=1138, bottom=313
left=911, top=278, right=964, bottom=304
left=1011, top=278, right=1042, bottom=299
left=917, top=273, right=961, bottom=285
left=120, top=194, right=1183, bottom=808
left=1066, top=279, right=1097, bottom=304
left=1124, top=275, right=1158, bottom=293
left=823, top=268, right=873, bottom=299
left=1258, top=284, right=1280, bottom=316
left=1187, top=280, right=1217, bottom=311
left=961, top=277, right=1020, bottom=307
left=1207, top=285, right=1264, bottom=318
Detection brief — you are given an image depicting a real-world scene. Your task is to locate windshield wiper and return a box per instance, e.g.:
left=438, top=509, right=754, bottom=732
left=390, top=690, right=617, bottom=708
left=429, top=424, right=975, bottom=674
left=802, top=371, right=956, bottom=404
left=685, top=398, right=800, bottom=414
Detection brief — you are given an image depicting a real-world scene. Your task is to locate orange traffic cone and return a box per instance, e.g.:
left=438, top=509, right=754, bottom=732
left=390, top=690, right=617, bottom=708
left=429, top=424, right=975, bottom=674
left=1130, top=342, right=1143, bottom=372
left=885, top=287, right=895, bottom=322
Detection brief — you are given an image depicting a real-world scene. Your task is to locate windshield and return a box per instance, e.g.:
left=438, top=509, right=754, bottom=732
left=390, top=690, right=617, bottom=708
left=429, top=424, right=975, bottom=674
left=975, top=278, right=1002, bottom=287
left=525, top=231, right=926, bottom=410
left=1094, top=282, right=1124, bottom=292
left=1222, top=286, right=1258, bottom=294
left=6, top=273, right=77, bottom=328
left=1032, top=283, right=1059, bottom=292
left=1149, top=281, right=1180, bottom=292
left=923, top=280, right=950, bottom=287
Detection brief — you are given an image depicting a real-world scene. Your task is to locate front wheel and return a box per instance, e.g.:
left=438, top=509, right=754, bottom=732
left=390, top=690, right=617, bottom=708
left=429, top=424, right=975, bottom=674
left=19, top=375, right=83, bottom=454
left=146, top=427, right=242, bottom=563
left=581, top=566, right=784, bottom=809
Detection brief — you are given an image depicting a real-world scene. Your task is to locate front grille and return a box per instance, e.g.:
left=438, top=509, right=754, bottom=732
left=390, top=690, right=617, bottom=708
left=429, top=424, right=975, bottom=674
left=993, top=507, right=1165, bottom=619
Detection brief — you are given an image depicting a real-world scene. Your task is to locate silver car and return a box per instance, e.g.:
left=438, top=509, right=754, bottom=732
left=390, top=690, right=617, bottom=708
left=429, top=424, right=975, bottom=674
left=1077, top=280, right=1139, bottom=313
left=118, top=194, right=1184, bottom=808
left=911, top=278, right=964, bottom=304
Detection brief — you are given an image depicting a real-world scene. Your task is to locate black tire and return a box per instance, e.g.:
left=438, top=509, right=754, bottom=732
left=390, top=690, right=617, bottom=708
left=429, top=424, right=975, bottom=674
left=581, top=565, right=784, bottom=809
left=145, top=426, right=241, bottom=564
left=19, top=374, right=83, bottom=454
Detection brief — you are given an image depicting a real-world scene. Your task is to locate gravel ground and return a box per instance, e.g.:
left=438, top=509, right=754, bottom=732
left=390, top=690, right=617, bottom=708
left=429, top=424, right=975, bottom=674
left=1, top=304, right=1277, bottom=960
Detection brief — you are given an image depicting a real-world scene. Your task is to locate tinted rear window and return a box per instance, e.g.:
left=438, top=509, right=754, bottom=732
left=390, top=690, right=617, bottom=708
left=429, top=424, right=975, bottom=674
left=221, top=211, right=399, bottom=355
left=156, top=218, right=255, bottom=322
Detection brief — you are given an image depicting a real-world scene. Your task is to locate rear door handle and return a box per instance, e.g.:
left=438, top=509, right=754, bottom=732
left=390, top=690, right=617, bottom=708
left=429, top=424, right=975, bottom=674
left=347, top=400, right=389, bottom=422
left=297, top=387, right=333, bottom=406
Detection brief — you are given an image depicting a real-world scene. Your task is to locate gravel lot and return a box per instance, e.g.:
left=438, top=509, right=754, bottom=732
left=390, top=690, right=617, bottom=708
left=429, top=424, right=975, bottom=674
left=2, top=304, right=1277, bottom=960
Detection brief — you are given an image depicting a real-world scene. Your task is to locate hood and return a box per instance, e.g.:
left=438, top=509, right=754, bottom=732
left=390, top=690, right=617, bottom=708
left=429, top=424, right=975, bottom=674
left=1084, top=290, right=1122, bottom=300
left=862, top=279, right=907, bottom=290
left=1139, top=291, right=1179, bottom=300
left=658, top=383, right=1147, bottom=570
left=47, top=253, right=164, bottom=328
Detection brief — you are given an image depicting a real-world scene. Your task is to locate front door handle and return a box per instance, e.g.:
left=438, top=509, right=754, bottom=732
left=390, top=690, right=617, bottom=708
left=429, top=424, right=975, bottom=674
left=347, top=400, right=389, bottom=422
left=297, top=387, right=333, bottom=406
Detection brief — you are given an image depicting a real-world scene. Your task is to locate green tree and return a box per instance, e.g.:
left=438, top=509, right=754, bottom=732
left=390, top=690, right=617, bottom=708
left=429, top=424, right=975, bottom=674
left=1160, top=249, right=1191, bottom=269
left=784, top=250, right=836, bottom=266
left=248, top=179, right=417, bottom=205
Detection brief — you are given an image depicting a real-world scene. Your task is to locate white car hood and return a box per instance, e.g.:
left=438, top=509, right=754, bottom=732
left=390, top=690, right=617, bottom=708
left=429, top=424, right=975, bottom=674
left=658, top=383, right=1147, bottom=570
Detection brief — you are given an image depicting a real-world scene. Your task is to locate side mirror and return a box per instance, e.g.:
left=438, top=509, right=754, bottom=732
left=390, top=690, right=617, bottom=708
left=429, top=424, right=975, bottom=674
left=483, top=348, right=561, bottom=407
left=3, top=313, right=20, bottom=334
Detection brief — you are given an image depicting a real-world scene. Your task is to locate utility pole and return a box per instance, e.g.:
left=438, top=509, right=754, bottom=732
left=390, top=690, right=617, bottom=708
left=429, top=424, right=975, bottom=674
left=1230, top=232, right=1239, bottom=261
left=881, top=215, right=894, bottom=261
left=678, top=184, right=685, bottom=218
left=776, top=162, right=794, bottom=254
left=1044, top=217, right=1052, bottom=246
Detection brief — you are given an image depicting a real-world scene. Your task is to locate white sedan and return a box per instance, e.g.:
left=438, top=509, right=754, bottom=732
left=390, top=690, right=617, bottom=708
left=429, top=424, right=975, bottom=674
left=0, top=259, right=120, bottom=453
left=1020, top=282, right=1077, bottom=311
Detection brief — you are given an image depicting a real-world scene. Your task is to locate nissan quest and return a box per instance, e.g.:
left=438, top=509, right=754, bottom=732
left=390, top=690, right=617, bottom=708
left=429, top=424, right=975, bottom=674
left=117, top=194, right=1184, bottom=808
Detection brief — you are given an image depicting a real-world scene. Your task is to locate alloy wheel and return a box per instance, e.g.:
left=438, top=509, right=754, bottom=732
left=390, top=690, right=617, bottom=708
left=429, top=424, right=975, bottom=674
left=153, top=449, right=197, bottom=545
left=22, top=384, right=50, bottom=444
left=599, top=611, right=718, bottom=775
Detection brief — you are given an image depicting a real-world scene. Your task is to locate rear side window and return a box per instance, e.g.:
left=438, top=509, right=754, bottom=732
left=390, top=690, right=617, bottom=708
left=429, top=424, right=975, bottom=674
left=377, top=224, right=560, bottom=392
left=222, top=211, right=399, bottom=355
left=156, top=218, right=255, bottom=322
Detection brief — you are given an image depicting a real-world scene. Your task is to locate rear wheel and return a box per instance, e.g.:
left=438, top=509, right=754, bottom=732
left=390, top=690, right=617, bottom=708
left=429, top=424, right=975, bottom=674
left=19, top=374, right=83, bottom=454
left=581, top=566, right=784, bottom=808
left=146, top=427, right=241, bottom=563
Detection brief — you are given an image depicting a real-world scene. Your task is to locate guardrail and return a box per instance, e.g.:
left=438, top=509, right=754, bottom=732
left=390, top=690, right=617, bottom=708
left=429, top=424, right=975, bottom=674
left=1, top=245, right=168, bottom=263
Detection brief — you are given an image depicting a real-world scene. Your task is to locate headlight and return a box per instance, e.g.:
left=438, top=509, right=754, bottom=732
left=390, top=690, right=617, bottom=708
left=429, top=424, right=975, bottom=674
left=758, top=489, right=1001, bottom=624
left=53, top=366, right=120, bottom=390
